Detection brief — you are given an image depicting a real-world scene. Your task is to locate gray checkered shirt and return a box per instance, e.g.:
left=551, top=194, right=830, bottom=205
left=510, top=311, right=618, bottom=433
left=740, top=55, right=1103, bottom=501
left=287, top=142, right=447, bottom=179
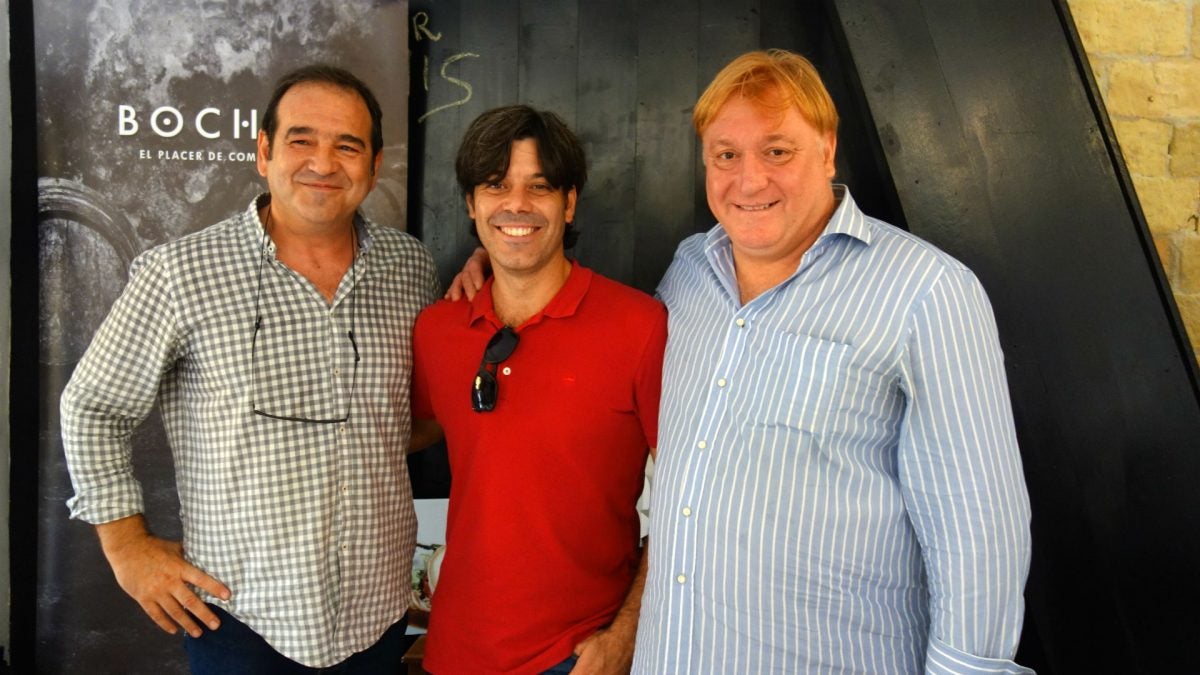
left=61, top=195, right=440, bottom=667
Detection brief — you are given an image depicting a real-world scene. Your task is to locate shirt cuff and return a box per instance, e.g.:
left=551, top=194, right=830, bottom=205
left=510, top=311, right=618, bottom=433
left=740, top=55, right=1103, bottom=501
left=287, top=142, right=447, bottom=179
left=66, top=481, right=145, bottom=525
left=926, top=634, right=1034, bottom=675
left=637, top=456, right=655, bottom=539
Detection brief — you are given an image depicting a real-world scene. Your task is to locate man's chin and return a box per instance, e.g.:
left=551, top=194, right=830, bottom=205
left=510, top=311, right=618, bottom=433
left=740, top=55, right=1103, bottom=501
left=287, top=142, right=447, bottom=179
left=489, top=252, right=558, bottom=278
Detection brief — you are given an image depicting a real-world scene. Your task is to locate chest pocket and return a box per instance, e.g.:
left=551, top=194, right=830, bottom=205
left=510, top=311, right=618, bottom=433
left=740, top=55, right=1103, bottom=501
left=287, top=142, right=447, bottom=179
left=746, top=329, right=851, bottom=434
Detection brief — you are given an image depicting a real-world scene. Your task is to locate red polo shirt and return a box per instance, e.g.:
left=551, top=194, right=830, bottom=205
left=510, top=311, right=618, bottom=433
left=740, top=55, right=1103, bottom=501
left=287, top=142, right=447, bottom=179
left=412, top=261, right=666, bottom=674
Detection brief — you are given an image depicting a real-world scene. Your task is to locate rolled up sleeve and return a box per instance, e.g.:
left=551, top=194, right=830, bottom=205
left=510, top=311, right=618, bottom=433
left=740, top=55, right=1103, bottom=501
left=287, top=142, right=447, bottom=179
left=61, top=251, right=180, bottom=524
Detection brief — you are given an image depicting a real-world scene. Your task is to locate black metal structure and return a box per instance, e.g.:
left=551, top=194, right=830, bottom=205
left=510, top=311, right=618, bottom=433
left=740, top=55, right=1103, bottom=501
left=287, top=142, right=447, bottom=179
left=829, top=2, right=1200, bottom=672
left=9, top=0, right=39, bottom=672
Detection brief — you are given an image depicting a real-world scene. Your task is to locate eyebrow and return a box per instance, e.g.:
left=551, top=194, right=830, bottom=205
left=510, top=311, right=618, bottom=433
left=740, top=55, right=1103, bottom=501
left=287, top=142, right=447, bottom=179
left=708, top=132, right=797, bottom=148
left=484, top=169, right=549, bottom=182
left=283, top=126, right=367, bottom=150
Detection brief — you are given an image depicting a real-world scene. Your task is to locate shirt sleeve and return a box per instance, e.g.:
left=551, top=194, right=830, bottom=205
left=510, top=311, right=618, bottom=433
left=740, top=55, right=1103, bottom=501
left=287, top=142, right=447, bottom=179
left=409, top=242, right=441, bottom=421
left=411, top=308, right=435, bottom=420
left=636, top=455, right=655, bottom=540
left=633, top=302, right=668, bottom=449
left=421, top=247, right=443, bottom=306
left=60, top=250, right=181, bottom=525
left=895, top=267, right=1033, bottom=674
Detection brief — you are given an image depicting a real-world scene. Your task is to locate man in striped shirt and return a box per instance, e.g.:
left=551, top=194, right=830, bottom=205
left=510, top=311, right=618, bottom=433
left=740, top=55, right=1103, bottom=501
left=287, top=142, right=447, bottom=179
left=632, top=50, right=1032, bottom=674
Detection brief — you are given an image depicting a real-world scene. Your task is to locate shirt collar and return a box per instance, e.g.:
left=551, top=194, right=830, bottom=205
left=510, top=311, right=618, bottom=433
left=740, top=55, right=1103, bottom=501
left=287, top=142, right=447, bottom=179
left=469, top=259, right=592, bottom=329
left=700, top=184, right=873, bottom=301
left=243, top=193, right=375, bottom=258
left=703, top=183, right=872, bottom=263
left=823, top=184, right=872, bottom=246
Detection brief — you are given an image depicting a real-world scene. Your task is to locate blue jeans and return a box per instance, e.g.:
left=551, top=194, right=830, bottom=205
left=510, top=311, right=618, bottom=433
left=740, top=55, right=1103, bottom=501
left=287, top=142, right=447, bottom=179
left=184, top=604, right=408, bottom=674
left=541, top=653, right=579, bottom=674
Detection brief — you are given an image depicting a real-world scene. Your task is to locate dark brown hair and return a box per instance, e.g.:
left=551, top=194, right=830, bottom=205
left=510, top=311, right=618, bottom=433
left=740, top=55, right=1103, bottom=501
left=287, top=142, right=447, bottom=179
left=261, top=64, right=383, bottom=160
left=455, top=105, right=587, bottom=248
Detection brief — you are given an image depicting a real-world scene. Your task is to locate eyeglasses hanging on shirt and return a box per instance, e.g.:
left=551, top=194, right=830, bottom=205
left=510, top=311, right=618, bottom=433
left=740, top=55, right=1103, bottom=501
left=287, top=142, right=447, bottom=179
left=472, top=326, right=519, bottom=413
left=250, top=212, right=360, bottom=424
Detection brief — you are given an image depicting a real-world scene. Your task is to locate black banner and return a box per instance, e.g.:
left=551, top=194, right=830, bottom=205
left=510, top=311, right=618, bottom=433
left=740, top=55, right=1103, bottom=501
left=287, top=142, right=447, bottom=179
left=34, top=2, right=409, bottom=671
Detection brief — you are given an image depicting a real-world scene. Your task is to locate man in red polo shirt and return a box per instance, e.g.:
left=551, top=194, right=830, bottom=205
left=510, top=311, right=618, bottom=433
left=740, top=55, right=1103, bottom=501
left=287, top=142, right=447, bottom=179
left=410, top=105, right=666, bottom=674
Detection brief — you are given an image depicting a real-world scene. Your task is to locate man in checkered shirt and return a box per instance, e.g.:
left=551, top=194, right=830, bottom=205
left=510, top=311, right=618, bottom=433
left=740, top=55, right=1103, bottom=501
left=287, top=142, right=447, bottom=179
left=60, top=65, right=439, bottom=673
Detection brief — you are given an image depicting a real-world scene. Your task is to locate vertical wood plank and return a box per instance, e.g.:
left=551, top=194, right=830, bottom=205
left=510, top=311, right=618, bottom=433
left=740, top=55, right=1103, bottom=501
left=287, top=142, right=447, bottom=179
left=634, top=0, right=700, bottom=293
left=519, top=0, right=580, bottom=122
left=694, top=0, right=762, bottom=231
left=411, top=0, right=464, bottom=284
left=574, top=0, right=638, bottom=284
left=412, top=0, right=522, bottom=287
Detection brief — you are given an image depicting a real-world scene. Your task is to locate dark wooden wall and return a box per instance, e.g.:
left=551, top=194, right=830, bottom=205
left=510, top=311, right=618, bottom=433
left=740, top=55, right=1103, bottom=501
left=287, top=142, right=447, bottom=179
left=406, top=0, right=898, bottom=293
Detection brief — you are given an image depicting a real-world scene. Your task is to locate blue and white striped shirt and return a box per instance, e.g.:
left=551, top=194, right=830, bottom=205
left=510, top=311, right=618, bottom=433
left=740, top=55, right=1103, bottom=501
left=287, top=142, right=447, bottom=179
left=634, top=187, right=1032, bottom=674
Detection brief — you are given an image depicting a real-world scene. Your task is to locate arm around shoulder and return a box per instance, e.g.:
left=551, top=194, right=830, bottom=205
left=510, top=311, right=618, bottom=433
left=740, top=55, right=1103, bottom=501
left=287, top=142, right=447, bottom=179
left=409, top=418, right=444, bottom=454
left=444, top=246, right=490, bottom=301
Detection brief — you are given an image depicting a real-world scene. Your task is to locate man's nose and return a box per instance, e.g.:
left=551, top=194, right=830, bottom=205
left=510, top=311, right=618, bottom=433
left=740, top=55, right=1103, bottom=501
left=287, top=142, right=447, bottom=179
left=738, top=155, right=769, bottom=193
left=309, top=145, right=337, bottom=175
left=503, top=188, right=533, bottom=212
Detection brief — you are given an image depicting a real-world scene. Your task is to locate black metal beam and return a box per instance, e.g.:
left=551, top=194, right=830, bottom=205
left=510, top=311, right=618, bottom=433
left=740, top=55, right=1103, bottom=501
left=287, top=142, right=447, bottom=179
left=829, top=1, right=1200, bottom=671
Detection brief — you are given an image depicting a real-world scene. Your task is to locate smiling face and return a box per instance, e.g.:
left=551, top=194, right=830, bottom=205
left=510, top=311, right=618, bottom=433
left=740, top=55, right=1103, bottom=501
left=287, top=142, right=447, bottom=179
left=467, top=137, right=576, bottom=280
left=702, top=93, right=838, bottom=271
left=256, top=81, right=382, bottom=234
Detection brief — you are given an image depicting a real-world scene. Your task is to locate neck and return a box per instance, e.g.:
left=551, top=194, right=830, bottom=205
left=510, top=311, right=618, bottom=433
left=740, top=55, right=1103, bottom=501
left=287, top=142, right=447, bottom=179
left=491, top=256, right=573, bottom=327
left=734, top=248, right=807, bottom=305
left=261, top=204, right=355, bottom=249
left=261, top=205, right=358, bottom=303
left=735, top=189, right=839, bottom=304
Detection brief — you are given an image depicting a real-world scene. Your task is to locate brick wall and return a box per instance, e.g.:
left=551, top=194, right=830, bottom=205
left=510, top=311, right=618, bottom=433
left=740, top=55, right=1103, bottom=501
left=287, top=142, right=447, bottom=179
left=1067, top=0, right=1200, bottom=356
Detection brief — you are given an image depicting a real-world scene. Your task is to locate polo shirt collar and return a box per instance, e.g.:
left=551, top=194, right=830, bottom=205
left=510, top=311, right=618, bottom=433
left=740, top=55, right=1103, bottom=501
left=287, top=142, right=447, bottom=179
left=469, top=259, right=592, bottom=329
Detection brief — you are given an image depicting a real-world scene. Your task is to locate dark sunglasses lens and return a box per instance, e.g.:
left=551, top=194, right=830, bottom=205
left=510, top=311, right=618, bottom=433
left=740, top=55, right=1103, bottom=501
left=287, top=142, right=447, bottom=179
left=472, top=369, right=498, bottom=412
left=484, top=327, right=519, bottom=364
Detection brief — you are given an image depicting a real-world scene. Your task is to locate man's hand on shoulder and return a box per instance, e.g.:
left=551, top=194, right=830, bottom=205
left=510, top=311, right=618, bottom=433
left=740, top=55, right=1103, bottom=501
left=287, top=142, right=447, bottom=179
left=96, top=514, right=231, bottom=638
left=571, top=625, right=635, bottom=675
left=444, top=246, right=490, bottom=301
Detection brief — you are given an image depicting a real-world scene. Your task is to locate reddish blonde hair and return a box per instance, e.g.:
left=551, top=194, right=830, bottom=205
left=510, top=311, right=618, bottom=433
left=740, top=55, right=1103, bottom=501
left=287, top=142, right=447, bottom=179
left=693, top=49, right=839, bottom=138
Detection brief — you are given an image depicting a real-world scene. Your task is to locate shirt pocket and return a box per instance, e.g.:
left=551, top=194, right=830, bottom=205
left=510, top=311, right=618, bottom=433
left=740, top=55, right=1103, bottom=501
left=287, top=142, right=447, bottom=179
left=745, top=329, right=852, bottom=435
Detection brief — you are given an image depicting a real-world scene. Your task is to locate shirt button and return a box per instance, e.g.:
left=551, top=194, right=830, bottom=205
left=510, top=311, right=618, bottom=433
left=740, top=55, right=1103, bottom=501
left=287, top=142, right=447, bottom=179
left=502, top=366, right=512, bottom=376
left=339, top=425, right=347, bottom=434
left=334, top=367, right=341, bottom=376
left=716, top=378, right=727, bottom=388
left=697, top=440, right=707, bottom=450
left=735, top=318, right=746, bottom=327
left=681, top=506, right=692, bottom=517
left=676, top=574, right=687, bottom=584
